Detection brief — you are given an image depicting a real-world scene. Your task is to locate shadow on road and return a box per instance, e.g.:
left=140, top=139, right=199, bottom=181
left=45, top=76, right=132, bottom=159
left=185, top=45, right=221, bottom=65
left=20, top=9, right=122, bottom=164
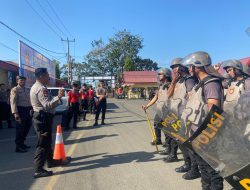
left=105, top=116, right=132, bottom=119
left=107, top=103, right=119, bottom=109
left=106, top=120, right=146, bottom=125
left=54, top=151, right=161, bottom=176
left=65, top=134, right=118, bottom=145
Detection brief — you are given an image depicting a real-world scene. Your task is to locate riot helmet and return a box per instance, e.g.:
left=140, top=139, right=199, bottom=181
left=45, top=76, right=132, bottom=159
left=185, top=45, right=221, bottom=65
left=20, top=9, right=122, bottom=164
left=170, top=57, right=189, bottom=74
left=170, top=58, right=183, bottom=68
left=157, top=68, right=172, bottom=82
left=222, top=59, right=243, bottom=71
left=182, top=51, right=223, bottom=79
left=222, top=59, right=245, bottom=78
left=157, top=68, right=171, bottom=77
left=182, top=51, right=211, bottom=67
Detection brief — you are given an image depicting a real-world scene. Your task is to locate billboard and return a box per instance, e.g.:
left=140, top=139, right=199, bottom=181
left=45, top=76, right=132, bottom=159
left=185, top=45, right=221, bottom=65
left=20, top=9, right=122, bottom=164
left=19, top=40, right=56, bottom=87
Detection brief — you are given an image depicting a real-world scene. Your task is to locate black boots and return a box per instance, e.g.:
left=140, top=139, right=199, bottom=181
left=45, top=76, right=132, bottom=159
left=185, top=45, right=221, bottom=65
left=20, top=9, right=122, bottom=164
left=34, top=169, right=53, bottom=178
left=175, top=164, right=191, bottom=173
left=163, top=154, right=178, bottom=162
left=159, top=147, right=170, bottom=155
left=182, top=170, right=201, bottom=180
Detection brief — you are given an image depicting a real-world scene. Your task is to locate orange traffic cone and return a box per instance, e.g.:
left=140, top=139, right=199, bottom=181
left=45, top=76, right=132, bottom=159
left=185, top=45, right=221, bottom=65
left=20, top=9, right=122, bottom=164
left=53, top=125, right=66, bottom=161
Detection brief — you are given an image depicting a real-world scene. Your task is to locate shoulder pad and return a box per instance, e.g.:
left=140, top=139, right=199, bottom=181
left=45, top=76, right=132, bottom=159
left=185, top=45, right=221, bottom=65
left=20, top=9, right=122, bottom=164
left=204, top=77, right=221, bottom=85
left=184, top=75, right=192, bottom=80
left=194, top=76, right=221, bottom=92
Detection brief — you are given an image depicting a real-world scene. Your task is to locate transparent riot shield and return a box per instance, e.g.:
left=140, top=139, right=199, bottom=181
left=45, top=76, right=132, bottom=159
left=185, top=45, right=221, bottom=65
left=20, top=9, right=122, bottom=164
left=191, top=92, right=250, bottom=190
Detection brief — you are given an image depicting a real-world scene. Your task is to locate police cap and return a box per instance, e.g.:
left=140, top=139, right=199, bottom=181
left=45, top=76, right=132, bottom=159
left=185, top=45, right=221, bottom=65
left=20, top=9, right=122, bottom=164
left=35, top=68, right=48, bottom=78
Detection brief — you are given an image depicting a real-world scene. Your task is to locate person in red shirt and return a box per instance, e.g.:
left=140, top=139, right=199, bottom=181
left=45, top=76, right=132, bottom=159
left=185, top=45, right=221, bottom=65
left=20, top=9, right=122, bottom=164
left=65, top=83, right=80, bottom=129
left=87, top=85, right=96, bottom=114
left=79, top=84, right=88, bottom=120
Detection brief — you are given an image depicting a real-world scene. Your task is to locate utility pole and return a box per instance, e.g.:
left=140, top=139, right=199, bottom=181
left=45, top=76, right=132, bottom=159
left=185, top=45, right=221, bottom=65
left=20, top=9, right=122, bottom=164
left=61, top=38, right=75, bottom=85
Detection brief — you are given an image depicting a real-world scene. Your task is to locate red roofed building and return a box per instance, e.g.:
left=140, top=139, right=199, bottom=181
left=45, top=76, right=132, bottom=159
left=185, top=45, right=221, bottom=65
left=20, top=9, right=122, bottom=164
left=0, top=60, right=19, bottom=87
left=122, top=71, right=158, bottom=99
left=240, top=57, right=250, bottom=65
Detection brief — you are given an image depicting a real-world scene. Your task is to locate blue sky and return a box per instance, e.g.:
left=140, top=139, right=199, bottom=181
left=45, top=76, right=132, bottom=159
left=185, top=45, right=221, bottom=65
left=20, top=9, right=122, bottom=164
left=1, top=0, right=250, bottom=68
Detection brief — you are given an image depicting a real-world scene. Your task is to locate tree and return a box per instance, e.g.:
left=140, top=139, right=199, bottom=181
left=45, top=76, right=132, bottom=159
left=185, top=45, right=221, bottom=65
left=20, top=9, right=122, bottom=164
left=84, top=30, right=143, bottom=76
left=52, top=60, right=61, bottom=79
left=107, top=29, right=143, bottom=73
left=124, top=56, right=135, bottom=71
left=83, top=30, right=159, bottom=83
left=61, top=61, right=91, bottom=82
left=134, top=57, right=159, bottom=71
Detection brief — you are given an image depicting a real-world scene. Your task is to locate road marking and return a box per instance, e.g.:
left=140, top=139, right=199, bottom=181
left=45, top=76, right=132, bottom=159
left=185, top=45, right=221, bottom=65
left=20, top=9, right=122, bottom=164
left=0, top=167, right=33, bottom=175
left=45, top=116, right=94, bottom=190
left=0, top=131, right=74, bottom=143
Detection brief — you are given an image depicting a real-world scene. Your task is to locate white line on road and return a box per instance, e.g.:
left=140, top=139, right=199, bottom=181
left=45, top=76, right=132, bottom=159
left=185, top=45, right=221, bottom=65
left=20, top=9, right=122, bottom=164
left=0, top=131, right=74, bottom=143
left=0, top=167, right=33, bottom=175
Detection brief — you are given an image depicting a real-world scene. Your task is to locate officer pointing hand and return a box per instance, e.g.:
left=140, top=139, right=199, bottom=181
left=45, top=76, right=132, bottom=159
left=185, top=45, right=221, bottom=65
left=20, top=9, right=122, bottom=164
left=58, top=89, right=65, bottom=99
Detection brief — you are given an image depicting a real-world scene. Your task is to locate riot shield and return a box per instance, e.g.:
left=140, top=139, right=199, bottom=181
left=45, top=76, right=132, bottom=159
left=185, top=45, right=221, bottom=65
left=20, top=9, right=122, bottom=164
left=159, top=95, right=221, bottom=145
left=191, top=92, right=250, bottom=190
left=159, top=100, right=189, bottom=143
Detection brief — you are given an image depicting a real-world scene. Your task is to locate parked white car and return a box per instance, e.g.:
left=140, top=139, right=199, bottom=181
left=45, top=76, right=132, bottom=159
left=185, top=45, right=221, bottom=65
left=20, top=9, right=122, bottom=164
left=47, top=87, right=71, bottom=114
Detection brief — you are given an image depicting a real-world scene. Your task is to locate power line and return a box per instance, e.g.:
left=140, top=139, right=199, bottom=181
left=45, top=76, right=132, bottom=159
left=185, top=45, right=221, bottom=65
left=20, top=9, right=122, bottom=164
left=0, top=20, right=65, bottom=55
left=36, top=0, right=67, bottom=38
left=0, top=41, right=18, bottom=54
left=46, top=0, right=74, bottom=38
left=25, top=0, right=62, bottom=39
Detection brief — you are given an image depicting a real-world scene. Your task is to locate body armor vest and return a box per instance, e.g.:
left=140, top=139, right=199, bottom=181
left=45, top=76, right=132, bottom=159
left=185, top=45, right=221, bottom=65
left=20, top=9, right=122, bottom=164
left=224, top=79, right=245, bottom=115
left=169, top=76, right=192, bottom=116
left=181, top=76, right=221, bottom=130
left=155, top=84, right=169, bottom=120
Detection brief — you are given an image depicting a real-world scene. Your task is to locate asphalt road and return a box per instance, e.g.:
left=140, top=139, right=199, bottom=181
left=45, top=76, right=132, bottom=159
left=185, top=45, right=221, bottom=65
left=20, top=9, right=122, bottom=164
left=0, top=99, right=231, bottom=190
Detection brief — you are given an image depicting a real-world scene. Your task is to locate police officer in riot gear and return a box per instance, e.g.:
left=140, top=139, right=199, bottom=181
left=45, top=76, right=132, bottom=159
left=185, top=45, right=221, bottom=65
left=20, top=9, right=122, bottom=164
left=164, top=58, right=200, bottom=179
left=142, top=68, right=172, bottom=145
left=30, top=68, right=68, bottom=178
left=181, top=51, right=224, bottom=190
left=223, top=59, right=249, bottom=111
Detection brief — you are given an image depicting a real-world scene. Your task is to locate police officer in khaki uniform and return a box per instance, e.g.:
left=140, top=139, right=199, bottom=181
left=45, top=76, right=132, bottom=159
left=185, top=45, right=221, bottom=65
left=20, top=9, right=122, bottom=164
left=93, top=80, right=108, bottom=126
left=30, top=68, right=65, bottom=178
left=10, top=76, right=32, bottom=153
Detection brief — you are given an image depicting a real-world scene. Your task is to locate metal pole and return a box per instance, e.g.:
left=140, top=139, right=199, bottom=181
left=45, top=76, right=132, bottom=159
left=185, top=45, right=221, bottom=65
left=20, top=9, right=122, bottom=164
left=61, top=38, right=75, bottom=85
